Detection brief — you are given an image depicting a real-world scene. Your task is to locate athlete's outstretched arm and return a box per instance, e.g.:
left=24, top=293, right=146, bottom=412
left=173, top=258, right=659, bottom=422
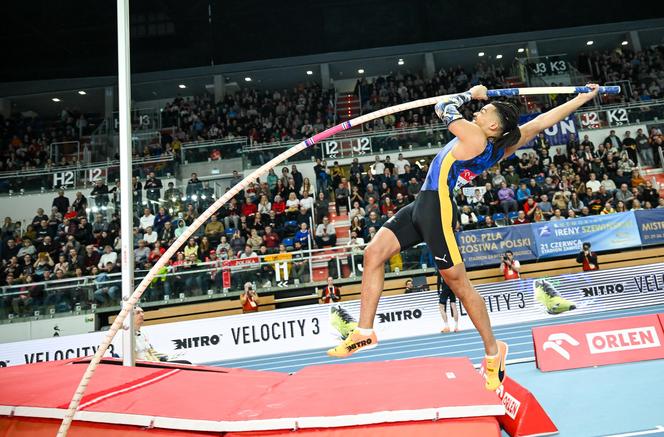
left=434, top=86, right=488, bottom=154
left=504, top=83, right=600, bottom=156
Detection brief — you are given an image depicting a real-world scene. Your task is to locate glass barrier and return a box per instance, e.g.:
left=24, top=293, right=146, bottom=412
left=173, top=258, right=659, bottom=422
left=239, top=125, right=454, bottom=168
left=574, top=100, right=664, bottom=130
left=0, top=155, right=176, bottom=196
left=0, top=241, right=435, bottom=321
left=180, top=138, right=248, bottom=164
left=238, top=100, right=664, bottom=166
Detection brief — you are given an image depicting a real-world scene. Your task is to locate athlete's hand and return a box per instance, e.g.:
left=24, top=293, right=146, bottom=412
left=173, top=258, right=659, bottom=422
left=575, top=83, right=600, bottom=103
left=469, top=85, right=488, bottom=101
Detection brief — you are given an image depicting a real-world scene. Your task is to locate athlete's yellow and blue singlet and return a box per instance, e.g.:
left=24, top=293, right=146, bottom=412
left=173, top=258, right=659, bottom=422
left=421, top=137, right=505, bottom=196
left=383, top=95, right=506, bottom=270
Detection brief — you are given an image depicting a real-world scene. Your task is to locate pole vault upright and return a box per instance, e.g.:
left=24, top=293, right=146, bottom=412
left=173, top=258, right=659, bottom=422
left=117, top=0, right=136, bottom=367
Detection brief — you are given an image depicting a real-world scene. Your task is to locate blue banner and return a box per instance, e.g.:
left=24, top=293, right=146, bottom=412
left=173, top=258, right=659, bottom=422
left=518, top=114, right=577, bottom=147
left=531, top=212, right=642, bottom=257
left=635, top=209, right=664, bottom=246
left=456, top=225, right=537, bottom=268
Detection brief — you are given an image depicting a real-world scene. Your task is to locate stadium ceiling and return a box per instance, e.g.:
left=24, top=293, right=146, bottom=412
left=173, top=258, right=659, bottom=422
left=2, top=0, right=663, bottom=83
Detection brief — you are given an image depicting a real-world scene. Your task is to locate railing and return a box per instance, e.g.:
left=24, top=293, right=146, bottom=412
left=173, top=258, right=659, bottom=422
left=0, top=155, right=176, bottom=195
left=180, top=138, right=248, bottom=165
left=0, top=240, right=434, bottom=321
left=241, top=124, right=453, bottom=167
left=573, top=99, right=664, bottom=130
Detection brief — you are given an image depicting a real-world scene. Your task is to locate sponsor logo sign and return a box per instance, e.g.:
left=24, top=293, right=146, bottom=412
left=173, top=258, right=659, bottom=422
left=2, top=263, right=663, bottom=368
left=533, top=314, right=664, bottom=371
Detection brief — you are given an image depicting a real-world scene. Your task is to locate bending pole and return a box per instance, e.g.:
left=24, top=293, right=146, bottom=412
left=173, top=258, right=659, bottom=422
left=56, top=84, right=619, bottom=436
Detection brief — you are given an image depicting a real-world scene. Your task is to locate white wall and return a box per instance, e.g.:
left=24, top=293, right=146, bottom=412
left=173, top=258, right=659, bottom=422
left=0, top=313, right=96, bottom=343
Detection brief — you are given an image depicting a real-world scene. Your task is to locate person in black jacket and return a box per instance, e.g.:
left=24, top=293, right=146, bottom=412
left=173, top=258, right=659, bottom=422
left=144, top=171, right=163, bottom=212
left=52, top=190, right=70, bottom=215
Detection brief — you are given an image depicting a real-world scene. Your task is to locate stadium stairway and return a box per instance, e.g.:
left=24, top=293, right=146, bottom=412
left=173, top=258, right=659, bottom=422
left=504, top=76, right=538, bottom=112
left=336, top=93, right=361, bottom=122
left=311, top=201, right=351, bottom=282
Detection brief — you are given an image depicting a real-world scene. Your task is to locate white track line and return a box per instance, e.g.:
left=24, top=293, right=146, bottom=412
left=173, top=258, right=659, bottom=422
left=601, top=426, right=664, bottom=437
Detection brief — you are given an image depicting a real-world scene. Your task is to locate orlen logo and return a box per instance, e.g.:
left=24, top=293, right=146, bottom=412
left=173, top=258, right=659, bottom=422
left=542, top=333, right=580, bottom=360
left=586, top=327, right=661, bottom=354
left=495, top=384, right=521, bottom=420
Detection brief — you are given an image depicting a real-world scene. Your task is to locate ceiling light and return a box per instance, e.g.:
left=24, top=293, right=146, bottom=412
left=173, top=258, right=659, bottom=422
left=478, top=52, right=485, bottom=57
left=397, top=58, right=404, bottom=65
left=358, top=69, right=365, bottom=74
left=621, top=40, right=629, bottom=46
left=52, top=98, right=61, bottom=102
left=306, top=70, right=313, bottom=75
left=178, top=84, right=186, bottom=89
left=586, top=40, right=594, bottom=46
left=496, top=54, right=503, bottom=59
left=244, top=77, right=252, bottom=82
left=517, top=48, right=525, bottom=53
left=78, top=90, right=86, bottom=95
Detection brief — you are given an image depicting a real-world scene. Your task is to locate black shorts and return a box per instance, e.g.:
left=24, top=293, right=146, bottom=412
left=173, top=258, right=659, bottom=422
left=383, top=190, right=462, bottom=270
left=438, top=288, right=457, bottom=305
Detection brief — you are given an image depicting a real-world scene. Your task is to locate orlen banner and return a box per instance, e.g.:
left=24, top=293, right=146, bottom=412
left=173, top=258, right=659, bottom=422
left=532, top=314, right=664, bottom=371
left=1, top=263, right=663, bottom=368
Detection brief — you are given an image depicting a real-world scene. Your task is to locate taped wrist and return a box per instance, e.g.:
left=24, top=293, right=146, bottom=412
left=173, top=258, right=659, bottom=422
left=434, top=91, right=472, bottom=127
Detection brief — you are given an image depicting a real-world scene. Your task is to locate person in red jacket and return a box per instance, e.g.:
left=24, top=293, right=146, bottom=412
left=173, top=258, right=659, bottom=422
left=241, top=196, right=257, bottom=218
left=271, top=195, right=286, bottom=217
left=240, top=282, right=260, bottom=313
left=320, top=276, right=341, bottom=304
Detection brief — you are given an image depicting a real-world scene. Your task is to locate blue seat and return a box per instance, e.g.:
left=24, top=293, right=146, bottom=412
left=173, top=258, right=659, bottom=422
left=225, top=227, right=235, bottom=236
left=535, top=175, right=545, bottom=184
left=492, top=213, right=506, bottom=225
left=285, top=220, right=298, bottom=228
left=507, top=211, right=519, bottom=222
left=477, top=215, right=485, bottom=224
left=282, top=237, right=294, bottom=247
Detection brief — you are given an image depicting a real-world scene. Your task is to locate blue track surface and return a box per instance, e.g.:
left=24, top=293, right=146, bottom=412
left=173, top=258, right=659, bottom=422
left=211, top=304, right=664, bottom=436
left=211, top=304, right=664, bottom=372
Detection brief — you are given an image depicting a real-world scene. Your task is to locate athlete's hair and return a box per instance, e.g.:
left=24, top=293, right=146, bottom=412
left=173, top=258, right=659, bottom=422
left=492, top=101, right=521, bottom=149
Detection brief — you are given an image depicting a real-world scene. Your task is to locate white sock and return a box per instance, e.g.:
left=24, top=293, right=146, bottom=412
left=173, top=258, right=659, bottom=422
left=357, top=327, right=373, bottom=335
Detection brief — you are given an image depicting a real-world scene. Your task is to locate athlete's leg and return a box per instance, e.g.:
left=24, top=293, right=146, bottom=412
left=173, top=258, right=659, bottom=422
left=451, top=300, right=459, bottom=325
left=328, top=203, right=421, bottom=358
left=358, top=226, right=402, bottom=328
left=440, top=264, right=497, bottom=355
left=438, top=302, right=449, bottom=331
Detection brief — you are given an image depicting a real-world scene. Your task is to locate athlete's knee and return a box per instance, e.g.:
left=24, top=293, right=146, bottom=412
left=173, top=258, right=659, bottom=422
left=364, top=241, right=390, bottom=268
left=440, top=268, right=472, bottom=299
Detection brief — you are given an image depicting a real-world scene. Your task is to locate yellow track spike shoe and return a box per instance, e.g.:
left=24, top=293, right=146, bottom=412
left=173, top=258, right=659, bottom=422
left=484, top=340, right=509, bottom=391
left=327, top=328, right=378, bottom=358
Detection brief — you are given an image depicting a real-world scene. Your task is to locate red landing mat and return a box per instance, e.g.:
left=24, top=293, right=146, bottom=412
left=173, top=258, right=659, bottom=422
left=0, top=357, right=503, bottom=433
left=0, top=416, right=501, bottom=437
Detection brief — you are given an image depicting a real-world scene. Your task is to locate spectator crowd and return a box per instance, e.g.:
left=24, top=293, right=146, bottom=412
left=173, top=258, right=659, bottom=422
left=1, top=44, right=664, bottom=319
